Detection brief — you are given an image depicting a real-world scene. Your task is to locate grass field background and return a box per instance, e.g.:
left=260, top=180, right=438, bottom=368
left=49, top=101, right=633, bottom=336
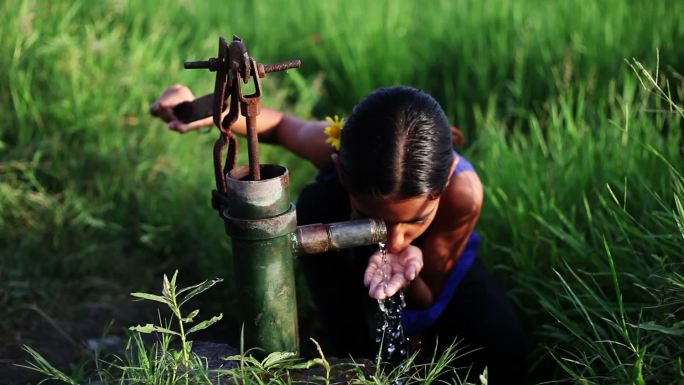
left=1, top=0, right=683, bottom=383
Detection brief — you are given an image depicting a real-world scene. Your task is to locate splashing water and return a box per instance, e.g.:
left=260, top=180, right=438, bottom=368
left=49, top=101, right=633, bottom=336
left=374, top=242, right=409, bottom=367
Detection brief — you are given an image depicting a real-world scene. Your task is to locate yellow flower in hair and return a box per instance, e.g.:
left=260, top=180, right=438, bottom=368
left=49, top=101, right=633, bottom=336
left=324, top=115, right=344, bottom=151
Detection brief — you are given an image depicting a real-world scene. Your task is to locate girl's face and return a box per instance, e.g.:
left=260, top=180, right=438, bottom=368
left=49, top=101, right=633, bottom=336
left=349, top=193, right=440, bottom=254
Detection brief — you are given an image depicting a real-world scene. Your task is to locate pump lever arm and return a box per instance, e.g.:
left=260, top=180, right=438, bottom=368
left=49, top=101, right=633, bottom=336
left=149, top=91, right=216, bottom=124
left=158, top=58, right=300, bottom=124
left=150, top=83, right=333, bottom=169
left=167, top=93, right=216, bottom=123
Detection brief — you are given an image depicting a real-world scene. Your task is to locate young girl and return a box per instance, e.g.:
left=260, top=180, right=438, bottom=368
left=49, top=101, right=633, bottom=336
left=152, top=84, right=528, bottom=384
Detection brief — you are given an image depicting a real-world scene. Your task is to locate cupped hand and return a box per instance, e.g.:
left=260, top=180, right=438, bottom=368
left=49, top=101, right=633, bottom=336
left=150, top=84, right=210, bottom=133
left=363, top=245, right=424, bottom=300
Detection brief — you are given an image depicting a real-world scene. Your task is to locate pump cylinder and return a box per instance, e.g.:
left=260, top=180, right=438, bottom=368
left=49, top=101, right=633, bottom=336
left=222, top=164, right=298, bottom=354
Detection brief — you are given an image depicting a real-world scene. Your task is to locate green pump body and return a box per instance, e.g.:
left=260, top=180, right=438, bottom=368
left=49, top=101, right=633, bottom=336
left=221, top=164, right=387, bottom=354
left=222, top=164, right=299, bottom=353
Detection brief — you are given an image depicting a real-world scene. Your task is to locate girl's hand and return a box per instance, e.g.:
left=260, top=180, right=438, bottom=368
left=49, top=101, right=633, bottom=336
left=150, top=84, right=213, bottom=133
left=364, top=245, right=424, bottom=300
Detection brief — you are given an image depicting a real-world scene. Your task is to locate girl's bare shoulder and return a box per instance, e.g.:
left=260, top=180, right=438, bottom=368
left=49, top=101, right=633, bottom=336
left=434, top=170, right=483, bottom=229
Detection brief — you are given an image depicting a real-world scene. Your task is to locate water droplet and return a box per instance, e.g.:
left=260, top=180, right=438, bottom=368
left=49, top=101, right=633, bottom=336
left=378, top=299, right=387, bottom=313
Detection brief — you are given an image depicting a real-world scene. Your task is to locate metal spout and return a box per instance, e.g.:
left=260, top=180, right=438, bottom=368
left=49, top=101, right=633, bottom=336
left=293, top=219, right=387, bottom=255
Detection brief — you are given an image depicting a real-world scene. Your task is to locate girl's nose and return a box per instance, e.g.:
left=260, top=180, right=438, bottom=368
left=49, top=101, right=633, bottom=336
left=387, top=225, right=407, bottom=254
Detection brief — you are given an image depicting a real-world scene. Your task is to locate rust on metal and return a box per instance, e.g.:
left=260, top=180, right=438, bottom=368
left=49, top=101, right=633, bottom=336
left=258, top=60, right=302, bottom=78
left=237, top=58, right=263, bottom=180
left=293, top=224, right=332, bottom=254
left=183, top=36, right=301, bottom=186
left=294, top=219, right=388, bottom=255
left=226, top=165, right=290, bottom=219
left=222, top=204, right=297, bottom=240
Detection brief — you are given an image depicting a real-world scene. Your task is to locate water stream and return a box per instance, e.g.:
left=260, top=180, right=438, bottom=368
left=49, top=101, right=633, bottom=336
left=374, top=242, right=410, bottom=367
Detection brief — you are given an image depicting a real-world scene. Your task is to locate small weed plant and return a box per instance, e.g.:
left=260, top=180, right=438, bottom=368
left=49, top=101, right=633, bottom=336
left=20, top=270, right=225, bottom=384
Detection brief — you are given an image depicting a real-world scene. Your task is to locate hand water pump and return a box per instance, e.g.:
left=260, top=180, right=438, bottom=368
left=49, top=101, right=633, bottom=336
left=172, top=36, right=387, bottom=355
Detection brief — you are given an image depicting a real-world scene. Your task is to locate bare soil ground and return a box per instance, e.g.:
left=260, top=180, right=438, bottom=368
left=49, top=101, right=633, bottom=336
left=0, top=280, right=149, bottom=385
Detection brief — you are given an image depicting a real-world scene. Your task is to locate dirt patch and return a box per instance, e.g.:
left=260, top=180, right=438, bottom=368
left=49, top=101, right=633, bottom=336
left=0, top=280, right=154, bottom=385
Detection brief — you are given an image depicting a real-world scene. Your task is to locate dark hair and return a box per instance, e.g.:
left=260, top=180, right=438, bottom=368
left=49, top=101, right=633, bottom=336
left=338, top=86, right=454, bottom=200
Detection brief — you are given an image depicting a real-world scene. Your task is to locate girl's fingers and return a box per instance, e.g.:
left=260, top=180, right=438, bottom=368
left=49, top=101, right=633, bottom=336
left=368, top=274, right=385, bottom=294
left=156, top=104, right=177, bottom=123
left=364, top=254, right=382, bottom=286
left=369, top=280, right=387, bottom=299
left=366, top=250, right=418, bottom=299
left=406, top=248, right=423, bottom=264
left=168, top=117, right=212, bottom=133
left=384, top=275, right=405, bottom=297
left=168, top=121, right=182, bottom=132
left=404, top=264, right=417, bottom=281
left=364, top=264, right=377, bottom=286
left=403, top=247, right=424, bottom=275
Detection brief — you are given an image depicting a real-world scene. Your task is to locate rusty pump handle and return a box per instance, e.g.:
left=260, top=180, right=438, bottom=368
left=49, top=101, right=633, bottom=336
left=182, top=36, right=300, bottom=183
left=237, top=58, right=263, bottom=180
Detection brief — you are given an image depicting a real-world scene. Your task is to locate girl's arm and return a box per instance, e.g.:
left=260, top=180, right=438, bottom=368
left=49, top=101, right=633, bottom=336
left=406, top=170, right=484, bottom=308
left=151, top=84, right=335, bottom=169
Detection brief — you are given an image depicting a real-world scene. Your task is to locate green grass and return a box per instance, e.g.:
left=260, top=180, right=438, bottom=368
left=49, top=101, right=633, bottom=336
left=2, top=0, right=683, bottom=383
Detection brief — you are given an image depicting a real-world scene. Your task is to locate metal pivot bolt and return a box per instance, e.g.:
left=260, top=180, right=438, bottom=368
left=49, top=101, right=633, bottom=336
left=184, top=58, right=302, bottom=77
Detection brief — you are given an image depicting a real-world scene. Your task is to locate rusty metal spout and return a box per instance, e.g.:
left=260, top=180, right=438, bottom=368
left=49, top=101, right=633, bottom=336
left=293, top=219, right=387, bottom=255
